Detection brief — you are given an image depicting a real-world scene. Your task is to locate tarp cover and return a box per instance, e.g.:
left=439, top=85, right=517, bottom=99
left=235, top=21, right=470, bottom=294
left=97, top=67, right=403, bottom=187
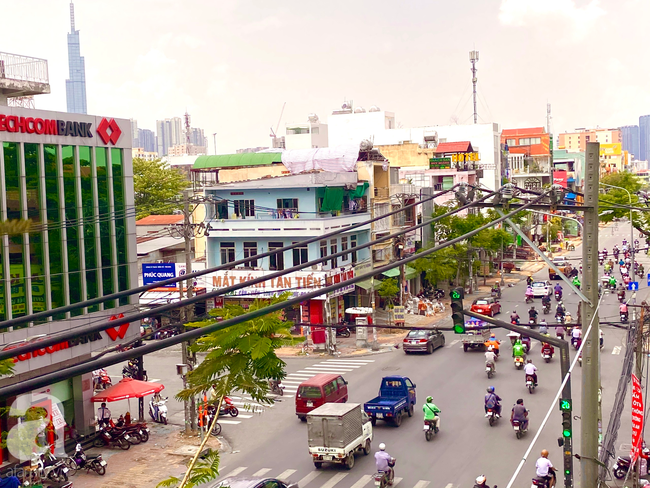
left=349, top=182, right=369, bottom=198
left=281, top=144, right=360, bottom=174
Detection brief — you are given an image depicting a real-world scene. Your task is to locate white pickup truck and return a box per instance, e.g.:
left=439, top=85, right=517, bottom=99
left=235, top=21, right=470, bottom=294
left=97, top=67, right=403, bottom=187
left=307, top=403, right=373, bottom=470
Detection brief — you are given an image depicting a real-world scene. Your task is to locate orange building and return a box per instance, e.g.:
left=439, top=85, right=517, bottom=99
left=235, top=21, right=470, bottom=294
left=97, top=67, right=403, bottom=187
left=501, top=127, right=550, bottom=161
left=501, top=127, right=551, bottom=190
left=558, top=128, right=621, bottom=152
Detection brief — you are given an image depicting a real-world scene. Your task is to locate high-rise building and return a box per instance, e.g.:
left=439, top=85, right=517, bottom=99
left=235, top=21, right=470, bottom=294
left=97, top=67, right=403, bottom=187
left=155, top=117, right=183, bottom=156
left=65, top=2, right=87, bottom=114
left=621, top=125, right=640, bottom=160
left=189, top=127, right=207, bottom=147
left=640, top=116, right=650, bottom=162
left=138, top=129, right=156, bottom=152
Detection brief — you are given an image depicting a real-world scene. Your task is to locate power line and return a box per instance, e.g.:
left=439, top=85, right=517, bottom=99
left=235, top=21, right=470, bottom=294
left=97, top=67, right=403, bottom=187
left=0, top=188, right=546, bottom=396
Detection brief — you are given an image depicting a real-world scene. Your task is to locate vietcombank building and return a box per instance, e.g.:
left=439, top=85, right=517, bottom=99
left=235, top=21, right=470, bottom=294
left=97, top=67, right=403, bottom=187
left=0, top=105, right=139, bottom=464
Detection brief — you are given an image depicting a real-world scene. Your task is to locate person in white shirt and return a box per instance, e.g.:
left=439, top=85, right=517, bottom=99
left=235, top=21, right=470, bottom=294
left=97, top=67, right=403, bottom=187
left=485, top=347, right=497, bottom=373
left=524, top=359, right=538, bottom=386
left=97, top=402, right=111, bottom=427
left=571, top=326, right=582, bottom=348
left=535, top=449, right=556, bottom=487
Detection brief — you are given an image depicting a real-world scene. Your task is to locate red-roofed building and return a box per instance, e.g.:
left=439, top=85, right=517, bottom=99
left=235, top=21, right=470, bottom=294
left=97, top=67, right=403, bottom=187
left=501, top=127, right=551, bottom=190
left=434, top=141, right=474, bottom=154
left=136, top=214, right=184, bottom=237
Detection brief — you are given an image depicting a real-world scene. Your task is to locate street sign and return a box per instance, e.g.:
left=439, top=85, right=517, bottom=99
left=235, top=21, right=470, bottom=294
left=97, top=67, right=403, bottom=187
left=647, top=273, right=650, bottom=286
left=629, top=281, right=639, bottom=291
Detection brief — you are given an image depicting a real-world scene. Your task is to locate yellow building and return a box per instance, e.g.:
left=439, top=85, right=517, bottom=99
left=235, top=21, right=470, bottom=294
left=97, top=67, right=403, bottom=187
left=599, top=143, right=624, bottom=174
left=558, top=128, right=621, bottom=152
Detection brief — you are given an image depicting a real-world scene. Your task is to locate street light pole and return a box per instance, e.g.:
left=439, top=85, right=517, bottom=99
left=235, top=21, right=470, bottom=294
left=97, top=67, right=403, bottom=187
left=212, top=133, right=217, bottom=155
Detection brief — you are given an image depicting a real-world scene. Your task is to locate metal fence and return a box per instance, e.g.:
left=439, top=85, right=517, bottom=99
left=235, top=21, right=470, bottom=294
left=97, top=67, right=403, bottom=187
left=0, top=52, right=49, bottom=84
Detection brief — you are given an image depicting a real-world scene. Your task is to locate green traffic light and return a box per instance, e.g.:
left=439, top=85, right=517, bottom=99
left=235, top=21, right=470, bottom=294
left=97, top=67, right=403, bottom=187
left=563, top=429, right=571, bottom=437
left=560, top=400, right=571, bottom=410
left=451, top=291, right=461, bottom=299
left=453, top=324, right=465, bottom=334
left=565, top=469, right=570, bottom=475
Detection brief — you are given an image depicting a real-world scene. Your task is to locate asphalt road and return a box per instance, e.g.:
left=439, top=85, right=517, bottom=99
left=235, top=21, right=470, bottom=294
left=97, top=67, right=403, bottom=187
left=102, top=221, right=648, bottom=488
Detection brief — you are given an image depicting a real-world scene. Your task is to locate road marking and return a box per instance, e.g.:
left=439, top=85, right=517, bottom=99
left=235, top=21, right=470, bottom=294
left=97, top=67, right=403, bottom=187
left=349, top=474, right=372, bottom=488
left=253, top=468, right=272, bottom=477
left=281, top=380, right=304, bottom=384
left=305, top=365, right=356, bottom=371
left=232, top=414, right=253, bottom=419
left=316, top=363, right=362, bottom=368
left=277, top=469, right=297, bottom=480
left=298, top=471, right=322, bottom=487
left=320, top=472, right=348, bottom=488
left=412, top=482, right=430, bottom=488
left=446, top=339, right=460, bottom=348
left=286, top=373, right=316, bottom=378
left=298, top=370, right=351, bottom=375
left=324, top=359, right=375, bottom=363
left=303, top=367, right=355, bottom=372
left=612, top=346, right=622, bottom=355
left=444, top=484, right=453, bottom=488
left=392, top=477, right=403, bottom=487
left=283, top=395, right=294, bottom=398
left=223, top=467, right=247, bottom=477
left=148, top=378, right=161, bottom=383
left=219, top=420, right=242, bottom=425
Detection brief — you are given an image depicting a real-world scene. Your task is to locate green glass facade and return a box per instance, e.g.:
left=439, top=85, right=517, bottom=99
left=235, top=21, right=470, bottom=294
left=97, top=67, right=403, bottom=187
left=0, top=142, right=131, bottom=328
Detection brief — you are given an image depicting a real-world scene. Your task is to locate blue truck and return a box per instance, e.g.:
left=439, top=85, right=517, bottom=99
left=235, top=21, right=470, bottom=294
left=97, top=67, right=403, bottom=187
left=363, top=376, right=416, bottom=427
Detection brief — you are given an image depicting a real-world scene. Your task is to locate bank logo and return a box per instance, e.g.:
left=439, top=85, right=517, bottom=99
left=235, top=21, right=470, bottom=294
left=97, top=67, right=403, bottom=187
left=106, top=313, right=129, bottom=341
left=97, top=118, right=122, bottom=145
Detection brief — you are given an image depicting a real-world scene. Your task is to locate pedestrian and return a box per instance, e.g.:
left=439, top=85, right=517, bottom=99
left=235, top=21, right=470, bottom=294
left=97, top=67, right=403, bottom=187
left=96, top=402, right=111, bottom=428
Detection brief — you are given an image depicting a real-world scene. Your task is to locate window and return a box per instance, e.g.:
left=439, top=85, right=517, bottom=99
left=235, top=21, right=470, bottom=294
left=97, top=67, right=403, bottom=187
left=519, top=138, right=530, bottom=145
left=531, top=137, right=541, bottom=144
left=220, top=242, right=235, bottom=267
left=351, top=235, right=358, bottom=263
left=243, top=242, right=257, bottom=267
left=341, top=236, right=349, bottom=260
left=277, top=198, right=298, bottom=211
left=405, top=379, right=414, bottom=388
left=269, top=241, right=284, bottom=270
left=506, top=139, right=516, bottom=146
left=330, top=239, right=338, bottom=268
left=298, top=386, right=322, bottom=398
left=215, top=200, right=228, bottom=219
left=233, top=199, right=255, bottom=218
left=324, top=380, right=337, bottom=396
left=293, top=242, right=309, bottom=265
left=320, top=240, right=327, bottom=260
left=336, top=376, right=347, bottom=388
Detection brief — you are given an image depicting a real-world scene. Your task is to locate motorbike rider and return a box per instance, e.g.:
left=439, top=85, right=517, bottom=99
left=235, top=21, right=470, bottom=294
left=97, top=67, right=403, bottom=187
left=541, top=294, right=551, bottom=310
left=528, top=306, right=538, bottom=324
left=541, top=341, right=554, bottom=357
left=555, top=301, right=565, bottom=319
left=513, top=339, right=526, bottom=359
left=525, top=285, right=534, bottom=300
left=618, top=285, right=626, bottom=302
left=620, top=302, right=629, bottom=320
left=538, top=319, right=548, bottom=335
left=609, top=275, right=617, bottom=289
left=527, top=275, right=534, bottom=286
left=484, top=386, right=502, bottom=418
left=535, top=449, right=557, bottom=488
left=491, top=281, right=501, bottom=297
left=473, top=475, right=494, bottom=488
left=554, top=283, right=562, bottom=299
left=524, top=359, right=538, bottom=386
left=571, top=326, right=582, bottom=348
left=510, top=311, right=520, bottom=324
left=555, top=324, right=565, bottom=340
left=485, top=333, right=501, bottom=357
left=572, top=276, right=581, bottom=288
left=485, top=346, right=497, bottom=373
left=422, top=396, right=441, bottom=433
left=511, top=398, right=529, bottom=431
left=375, top=443, right=394, bottom=479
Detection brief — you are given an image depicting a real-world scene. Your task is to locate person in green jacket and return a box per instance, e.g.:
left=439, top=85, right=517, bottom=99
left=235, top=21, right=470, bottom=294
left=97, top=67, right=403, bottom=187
left=512, top=339, right=526, bottom=359
left=423, top=396, right=441, bottom=433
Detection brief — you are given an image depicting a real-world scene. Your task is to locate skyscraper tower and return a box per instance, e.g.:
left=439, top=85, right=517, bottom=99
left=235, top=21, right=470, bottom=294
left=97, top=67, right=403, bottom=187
left=66, top=2, right=87, bottom=114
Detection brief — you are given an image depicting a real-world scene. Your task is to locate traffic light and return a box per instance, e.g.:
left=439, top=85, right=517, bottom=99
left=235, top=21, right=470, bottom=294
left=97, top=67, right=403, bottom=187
left=451, top=287, right=465, bottom=334
left=562, top=411, right=572, bottom=438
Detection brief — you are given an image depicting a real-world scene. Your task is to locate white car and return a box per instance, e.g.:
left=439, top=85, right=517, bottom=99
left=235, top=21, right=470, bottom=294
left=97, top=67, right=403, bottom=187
left=531, top=280, right=552, bottom=298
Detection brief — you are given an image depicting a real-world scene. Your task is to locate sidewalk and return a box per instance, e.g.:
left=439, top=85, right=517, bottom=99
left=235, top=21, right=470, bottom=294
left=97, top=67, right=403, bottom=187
left=71, top=422, right=222, bottom=488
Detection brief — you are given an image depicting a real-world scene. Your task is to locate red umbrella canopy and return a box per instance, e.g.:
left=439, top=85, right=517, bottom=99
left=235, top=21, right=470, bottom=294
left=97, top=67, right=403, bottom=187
left=92, top=377, right=165, bottom=402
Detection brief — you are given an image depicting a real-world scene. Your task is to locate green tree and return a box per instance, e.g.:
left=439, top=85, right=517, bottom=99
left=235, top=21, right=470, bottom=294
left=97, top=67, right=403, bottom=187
left=598, top=172, right=642, bottom=222
left=376, top=278, right=399, bottom=308
left=157, top=295, right=292, bottom=488
left=413, top=246, right=459, bottom=287
left=133, top=158, right=188, bottom=220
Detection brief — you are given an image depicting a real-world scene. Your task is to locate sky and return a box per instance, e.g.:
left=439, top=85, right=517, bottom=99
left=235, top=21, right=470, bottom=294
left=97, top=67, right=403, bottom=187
left=1, top=0, right=649, bottom=154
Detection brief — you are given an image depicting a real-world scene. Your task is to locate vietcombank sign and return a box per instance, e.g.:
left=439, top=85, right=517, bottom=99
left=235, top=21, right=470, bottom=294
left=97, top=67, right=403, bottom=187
left=0, top=114, right=122, bottom=144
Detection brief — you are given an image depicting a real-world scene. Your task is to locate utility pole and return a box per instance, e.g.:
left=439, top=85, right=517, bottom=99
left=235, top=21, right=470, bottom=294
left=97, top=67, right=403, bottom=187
left=633, top=306, right=646, bottom=488
left=212, top=133, right=217, bottom=155
left=581, top=142, right=601, bottom=488
left=470, top=51, right=479, bottom=124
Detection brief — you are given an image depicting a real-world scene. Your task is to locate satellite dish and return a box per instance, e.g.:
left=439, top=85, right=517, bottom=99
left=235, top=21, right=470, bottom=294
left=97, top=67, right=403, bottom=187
left=308, top=113, right=319, bottom=123
left=354, top=107, right=366, bottom=113
left=360, top=139, right=374, bottom=151
left=342, top=102, right=351, bottom=110
left=369, top=105, right=380, bottom=112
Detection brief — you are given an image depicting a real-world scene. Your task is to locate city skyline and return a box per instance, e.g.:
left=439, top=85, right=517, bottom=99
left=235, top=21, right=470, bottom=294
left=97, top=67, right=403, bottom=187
left=65, top=2, right=87, bottom=114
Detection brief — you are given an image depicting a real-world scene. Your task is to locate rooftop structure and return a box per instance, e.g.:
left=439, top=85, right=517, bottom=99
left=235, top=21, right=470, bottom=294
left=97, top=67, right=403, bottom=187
left=0, top=52, right=50, bottom=105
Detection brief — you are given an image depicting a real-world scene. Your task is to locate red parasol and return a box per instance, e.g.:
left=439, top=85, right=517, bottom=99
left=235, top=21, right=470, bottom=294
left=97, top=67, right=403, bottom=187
left=91, top=377, right=164, bottom=402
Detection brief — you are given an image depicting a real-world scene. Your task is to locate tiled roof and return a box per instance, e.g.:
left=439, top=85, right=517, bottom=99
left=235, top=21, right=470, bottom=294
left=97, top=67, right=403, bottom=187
left=136, top=215, right=184, bottom=226
left=502, top=127, right=546, bottom=136
left=435, top=141, right=474, bottom=153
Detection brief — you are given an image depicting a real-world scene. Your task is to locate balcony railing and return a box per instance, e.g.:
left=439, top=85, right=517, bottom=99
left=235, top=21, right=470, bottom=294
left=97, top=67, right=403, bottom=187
left=214, top=207, right=368, bottom=221
left=0, top=52, right=49, bottom=84
left=374, top=187, right=390, bottom=198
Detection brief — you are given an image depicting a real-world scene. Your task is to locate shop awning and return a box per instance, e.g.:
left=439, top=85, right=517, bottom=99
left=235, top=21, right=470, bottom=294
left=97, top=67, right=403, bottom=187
left=355, top=279, right=380, bottom=290
left=92, top=378, right=165, bottom=402
left=193, top=152, right=282, bottom=170
left=381, top=266, right=418, bottom=279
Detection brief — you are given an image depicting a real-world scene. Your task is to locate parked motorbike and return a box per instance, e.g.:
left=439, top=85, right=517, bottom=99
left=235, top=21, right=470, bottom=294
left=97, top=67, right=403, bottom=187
left=23, top=452, right=70, bottom=486
left=613, top=448, right=650, bottom=479
left=269, top=379, right=285, bottom=396
left=93, top=426, right=131, bottom=450
left=203, top=405, right=223, bottom=436
left=72, top=442, right=107, bottom=475
left=424, top=418, right=438, bottom=441
left=149, top=397, right=168, bottom=424
left=114, top=415, right=150, bottom=442
left=219, top=396, right=239, bottom=417
left=335, top=326, right=351, bottom=338
left=485, top=361, right=495, bottom=379
left=526, top=375, right=536, bottom=394
left=373, top=457, right=396, bottom=488
left=514, top=356, right=524, bottom=370
left=512, top=419, right=527, bottom=439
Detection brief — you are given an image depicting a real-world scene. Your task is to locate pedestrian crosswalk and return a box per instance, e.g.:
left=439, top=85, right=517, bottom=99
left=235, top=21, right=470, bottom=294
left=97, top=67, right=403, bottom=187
left=282, top=359, right=375, bottom=396
left=215, top=465, right=442, bottom=488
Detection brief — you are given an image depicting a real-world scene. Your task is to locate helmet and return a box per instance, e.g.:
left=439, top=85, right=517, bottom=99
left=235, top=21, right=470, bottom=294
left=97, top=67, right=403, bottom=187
left=487, top=346, right=494, bottom=352
left=476, top=475, right=486, bottom=484
left=527, top=359, right=532, bottom=363
left=426, top=396, right=433, bottom=403
left=379, top=443, right=386, bottom=451
left=487, top=386, right=495, bottom=393
left=490, top=333, right=496, bottom=338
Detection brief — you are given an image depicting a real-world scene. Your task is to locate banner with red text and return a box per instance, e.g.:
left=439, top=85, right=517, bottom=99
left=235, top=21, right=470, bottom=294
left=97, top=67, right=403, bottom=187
left=631, top=373, right=644, bottom=463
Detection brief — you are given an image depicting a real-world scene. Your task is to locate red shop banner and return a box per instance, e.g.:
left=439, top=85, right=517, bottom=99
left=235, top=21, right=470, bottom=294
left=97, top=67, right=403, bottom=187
left=631, top=373, right=644, bottom=463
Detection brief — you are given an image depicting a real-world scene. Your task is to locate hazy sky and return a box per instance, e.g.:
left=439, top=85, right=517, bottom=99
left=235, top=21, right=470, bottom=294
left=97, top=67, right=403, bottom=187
left=1, top=0, right=648, bottom=153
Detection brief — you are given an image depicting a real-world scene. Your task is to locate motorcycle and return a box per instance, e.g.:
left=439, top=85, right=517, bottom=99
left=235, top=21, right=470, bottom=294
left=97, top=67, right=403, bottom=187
left=598, top=257, right=604, bottom=265
left=269, top=379, right=285, bottom=396
left=71, top=442, right=107, bottom=475
left=491, top=289, right=501, bottom=299
left=621, top=312, right=629, bottom=324
left=521, top=336, right=531, bottom=353
left=109, top=417, right=149, bottom=443
left=122, top=360, right=146, bottom=380
left=571, top=336, right=581, bottom=350
left=554, top=291, right=562, bottom=301
left=514, top=356, right=525, bottom=369
left=219, top=396, right=239, bottom=417
left=424, top=418, right=438, bottom=441
left=542, top=303, right=551, bottom=315
left=23, top=452, right=70, bottom=485
left=529, top=318, right=537, bottom=326
left=373, top=458, right=396, bottom=488
left=335, top=326, right=351, bottom=338
left=613, top=448, right=650, bottom=479
left=203, top=405, right=223, bottom=436
left=149, top=397, right=168, bottom=424
left=93, top=369, right=112, bottom=390
left=512, top=419, right=527, bottom=439
left=542, top=348, right=553, bottom=363
left=486, top=407, right=499, bottom=427
left=93, top=426, right=131, bottom=450
left=486, top=361, right=495, bottom=379
left=525, top=295, right=534, bottom=304
left=526, top=375, right=536, bottom=394
left=531, top=474, right=555, bottom=487
left=618, top=293, right=626, bottom=303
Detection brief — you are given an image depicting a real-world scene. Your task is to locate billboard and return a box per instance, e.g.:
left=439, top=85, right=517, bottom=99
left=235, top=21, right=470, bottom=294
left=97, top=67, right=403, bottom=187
left=142, top=263, right=176, bottom=287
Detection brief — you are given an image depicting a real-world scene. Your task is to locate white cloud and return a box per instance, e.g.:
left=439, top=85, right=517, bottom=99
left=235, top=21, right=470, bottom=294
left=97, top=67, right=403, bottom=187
left=499, top=0, right=605, bottom=40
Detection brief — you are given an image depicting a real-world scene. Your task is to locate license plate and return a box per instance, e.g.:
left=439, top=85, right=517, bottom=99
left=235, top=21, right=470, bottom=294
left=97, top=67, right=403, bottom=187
left=613, top=464, right=618, bottom=470
left=306, top=401, right=313, bottom=407
left=486, top=368, right=491, bottom=371
left=63, top=468, right=69, bottom=473
left=411, top=341, right=417, bottom=344
left=376, top=413, right=383, bottom=419
left=124, top=434, right=130, bottom=439
left=375, top=482, right=381, bottom=486
left=100, top=460, right=107, bottom=466
left=146, top=428, right=150, bottom=432
left=323, top=455, right=333, bottom=461
left=513, top=425, right=519, bottom=430
left=423, top=425, right=429, bottom=431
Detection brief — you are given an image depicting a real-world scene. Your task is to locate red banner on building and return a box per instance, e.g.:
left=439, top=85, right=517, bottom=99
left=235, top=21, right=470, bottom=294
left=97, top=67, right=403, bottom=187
left=631, top=373, right=644, bottom=463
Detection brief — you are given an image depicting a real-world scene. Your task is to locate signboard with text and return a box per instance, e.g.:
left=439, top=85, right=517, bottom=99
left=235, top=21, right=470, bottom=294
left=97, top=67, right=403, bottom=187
left=631, top=373, right=644, bottom=463
left=142, top=263, right=176, bottom=287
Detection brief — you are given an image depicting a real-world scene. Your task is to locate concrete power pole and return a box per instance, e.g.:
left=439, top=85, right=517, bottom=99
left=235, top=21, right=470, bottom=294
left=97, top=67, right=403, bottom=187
left=470, top=51, right=479, bottom=124
left=581, top=142, right=600, bottom=487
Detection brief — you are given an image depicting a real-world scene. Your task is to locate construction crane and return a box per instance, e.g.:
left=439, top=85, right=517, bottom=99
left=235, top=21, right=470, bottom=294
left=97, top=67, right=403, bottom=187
left=270, top=102, right=286, bottom=148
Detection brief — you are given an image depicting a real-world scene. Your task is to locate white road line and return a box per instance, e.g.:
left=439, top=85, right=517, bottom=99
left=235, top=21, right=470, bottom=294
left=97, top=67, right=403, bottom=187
left=612, top=346, right=622, bottom=355
left=412, top=481, right=430, bottom=488
left=319, top=472, right=348, bottom=488
left=283, top=395, right=294, bottom=398
left=349, top=474, right=372, bottom=488
left=392, top=477, right=403, bottom=487
left=223, top=467, right=247, bottom=477
left=286, top=374, right=316, bottom=378
left=446, top=339, right=460, bottom=348
left=219, top=420, right=242, bottom=425
left=277, top=469, right=297, bottom=480
left=444, top=484, right=453, bottom=488
left=281, top=380, right=304, bottom=384
left=302, top=367, right=355, bottom=372
left=316, top=363, right=362, bottom=368
left=297, top=370, right=351, bottom=375
left=253, top=468, right=272, bottom=477
left=324, top=359, right=375, bottom=363
left=298, top=471, right=322, bottom=487
left=305, top=365, right=357, bottom=370
left=148, top=378, right=161, bottom=383
left=230, top=400, right=273, bottom=409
